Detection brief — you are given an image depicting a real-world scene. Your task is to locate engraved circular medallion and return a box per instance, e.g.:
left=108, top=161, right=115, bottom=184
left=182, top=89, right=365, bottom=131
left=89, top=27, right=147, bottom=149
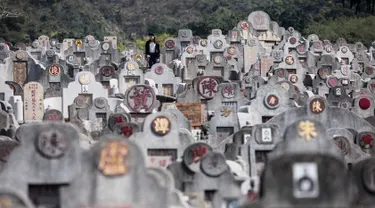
left=75, top=95, right=87, bottom=107
left=15, top=52, right=24, bottom=60
left=151, top=116, right=171, bottom=136
left=285, top=56, right=294, bottom=65
left=200, top=152, right=228, bottom=177
left=36, top=129, right=68, bottom=158
left=288, top=27, right=294, bottom=33
left=183, top=143, right=213, bottom=172
left=333, top=136, right=350, bottom=155
left=88, top=40, right=99, bottom=48
left=309, top=98, right=325, bottom=114
left=222, top=86, right=235, bottom=98
left=227, top=46, right=236, bottom=55
left=98, top=140, right=129, bottom=176
left=339, top=101, right=351, bottom=109
left=241, top=22, right=249, bottom=30
left=165, top=40, right=175, bottom=49
left=94, top=97, right=107, bottom=109
left=200, top=39, right=208, bottom=47
left=341, top=65, right=350, bottom=76
left=186, top=47, right=193, bottom=54
left=326, top=76, right=338, bottom=87
left=289, top=37, right=297, bottom=45
left=43, top=109, right=63, bottom=121
left=102, top=42, right=110, bottom=51
left=318, top=67, right=330, bottom=80
left=49, top=65, right=61, bottom=76
left=78, top=73, right=90, bottom=85
left=75, top=40, right=83, bottom=46
left=125, top=85, right=155, bottom=112
left=365, top=66, right=374, bottom=75
left=127, top=63, right=136, bottom=71
left=198, top=77, right=219, bottom=99
left=341, top=47, right=348, bottom=53
left=325, top=45, right=333, bottom=53
left=359, top=132, right=374, bottom=149
left=100, top=66, right=113, bottom=77
left=155, top=66, right=163, bottom=75
left=31, top=41, right=39, bottom=49
left=213, top=40, right=223, bottom=49
left=213, top=55, right=222, bottom=64
left=290, top=75, right=298, bottom=83
left=46, top=49, right=55, bottom=57
left=135, top=54, right=142, bottom=61
left=264, top=94, right=280, bottom=109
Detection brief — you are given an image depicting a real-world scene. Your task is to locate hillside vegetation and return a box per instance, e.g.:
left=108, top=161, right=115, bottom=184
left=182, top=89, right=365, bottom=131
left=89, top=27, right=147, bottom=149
left=1, top=0, right=375, bottom=47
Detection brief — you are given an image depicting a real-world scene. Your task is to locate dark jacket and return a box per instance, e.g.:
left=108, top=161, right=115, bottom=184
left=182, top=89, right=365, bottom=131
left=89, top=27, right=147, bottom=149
left=145, top=40, right=160, bottom=57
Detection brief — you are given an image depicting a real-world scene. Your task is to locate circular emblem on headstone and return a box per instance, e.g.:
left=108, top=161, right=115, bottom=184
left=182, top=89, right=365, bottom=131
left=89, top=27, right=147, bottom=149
left=326, top=76, right=338, bottom=87
left=125, top=85, right=155, bottom=112
left=213, top=55, right=222, bottom=64
left=264, top=94, right=280, bottom=109
left=198, top=77, right=219, bottom=99
left=227, top=46, right=236, bottom=55
left=243, top=76, right=251, bottom=84
left=333, top=136, right=350, bottom=155
left=297, top=44, right=306, bottom=54
left=341, top=47, right=348, bottom=53
left=165, top=40, right=175, bottom=49
left=341, top=65, right=350, bottom=76
left=46, top=49, right=55, bottom=58
left=15, top=51, right=24, bottom=60
left=241, top=22, right=249, bottom=30
left=108, top=113, right=129, bottom=131
left=67, top=55, right=76, bottom=64
left=49, top=65, right=60, bottom=76
left=200, top=39, right=208, bottom=47
left=151, top=116, right=171, bottom=136
left=94, top=97, right=107, bottom=109
left=200, top=152, right=228, bottom=177
left=333, top=87, right=343, bottom=97
left=36, top=129, right=68, bottom=158
left=318, top=67, right=330, bottom=80
left=309, top=98, right=325, bottom=114
left=339, top=101, right=351, bottom=109
left=31, top=41, right=39, bottom=49
left=79, top=73, right=90, bottom=85
left=222, top=86, right=235, bottom=98
left=280, top=81, right=290, bottom=90
left=77, top=109, right=89, bottom=120
left=362, top=160, right=375, bottom=192
left=186, top=47, right=193, bottom=54
left=100, top=66, right=113, bottom=77
left=183, top=143, right=213, bottom=173
left=88, top=40, right=99, bottom=48
left=289, top=37, right=297, bottom=45
left=359, top=132, right=374, bottom=149
left=285, top=56, right=294, bottom=65
left=365, top=66, right=374, bottom=75
left=43, top=109, right=63, bottom=121
left=127, top=63, right=136, bottom=71
left=155, top=65, right=163, bottom=75
left=313, top=41, right=322, bottom=49
left=359, top=97, right=371, bottom=110
left=289, top=75, right=298, bottom=83
left=181, top=30, right=188, bottom=37
left=75, top=40, right=83, bottom=47
left=115, top=123, right=134, bottom=138
left=135, top=54, right=142, bottom=61
left=277, top=69, right=286, bottom=78
left=213, top=40, right=223, bottom=49
left=102, top=42, right=110, bottom=51
left=325, top=45, right=333, bottom=53
left=75, top=95, right=87, bottom=107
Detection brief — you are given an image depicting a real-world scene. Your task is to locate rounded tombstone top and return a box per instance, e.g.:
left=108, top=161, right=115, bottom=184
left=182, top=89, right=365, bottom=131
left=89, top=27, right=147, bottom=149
left=183, top=142, right=213, bottom=173
left=308, top=34, right=319, bottom=41
left=88, top=39, right=99, bottom=48
left=200, top=152, right=228, bottom=177
left=85, top=35, right=96, bottom=42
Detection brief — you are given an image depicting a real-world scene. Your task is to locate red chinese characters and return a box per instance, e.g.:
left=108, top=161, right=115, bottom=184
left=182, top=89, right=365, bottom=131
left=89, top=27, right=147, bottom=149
left=126, top=86, right=154, bottom=112
left=198, top=77, right=218, bottom=99
left=361, top=134, right=374, bottom=149
left=191, top=145, right=208, bottom=163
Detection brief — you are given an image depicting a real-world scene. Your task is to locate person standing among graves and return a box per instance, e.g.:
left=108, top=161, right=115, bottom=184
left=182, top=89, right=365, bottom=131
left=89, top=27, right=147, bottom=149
left=145, top=33, right=160, bottom=68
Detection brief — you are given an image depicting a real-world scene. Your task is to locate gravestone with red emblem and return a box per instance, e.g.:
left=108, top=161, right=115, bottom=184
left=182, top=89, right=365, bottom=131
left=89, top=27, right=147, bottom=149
left=118, top=61, right=145, bottom=93
left=177, top=29, right=193, bottom=50
left=206, top=83, right=250, bottom=146
left=351, top=95, right=375, bottom=119
left=129, top=112, right=193, bottom=169
left=161, top=38, right=179, bottom=66
left=95, top=65, right=118, bottom=91
left=207, top=29, right=229, bottom=63
left=326, top=85, right=352, bottom=108
left=43, top=109, right=64, bottom=122
left=145, top=63, right=182, bottom=97
left=62, top=71, right=108, bottom=119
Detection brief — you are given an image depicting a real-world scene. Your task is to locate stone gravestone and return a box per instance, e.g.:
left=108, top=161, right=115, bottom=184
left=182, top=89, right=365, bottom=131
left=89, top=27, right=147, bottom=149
left=62, top=71, right=108, bottom=119
left=0, top=123, right=83, bottom=208
left=129, top=112, right=194, bottom=168
left=11, top=50, right=29, bottom=87
left=259, top=119, right=350, bottom=208
left=118, top=61, right=145, bottom=93
left=145, top=63, right=182, bottom=97
left=23, top=82, right=44, bottom=122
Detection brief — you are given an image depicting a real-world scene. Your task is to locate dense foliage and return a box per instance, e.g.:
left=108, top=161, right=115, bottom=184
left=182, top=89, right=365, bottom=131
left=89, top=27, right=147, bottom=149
left=1, top=0, right=375, bottom=47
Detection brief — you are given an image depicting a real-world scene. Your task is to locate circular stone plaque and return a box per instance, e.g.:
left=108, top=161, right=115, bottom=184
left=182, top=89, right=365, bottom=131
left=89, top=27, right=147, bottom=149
left=200, top=39, right=208, bottom=47
left=339, top=101, right=351, bottom=109
left=341, top=47, right=348, bottom=53
left=15, top=51, right=25, bottom=60
left=198, top=77, right=219, bottom=99
left=200, top=152, right=228, bottom=177
left=183, top=143, right=213, bottom=172
left=125, top=85, right=155, bottom=112
left=151, top=116, right=171, bottom=136
left=155, top=66, right=163, bottom=75
left=100, top=66, right=113, bottom=77
left=78, top=73, right=90, bottom=85
left=94, top=97, right=107, bottom=109
left=285, top=56, right=294, bottom=65
left=49, top=65, right=61, bottom=76
left=75, top=95, right=87, bottom=107
left=165, top=40, right=175, bottom=49
left=46, top=49, right=55, bottom=57
left=102, top=42, right=110, bottom=51
left=36, top=129, right=68, bottom=158
left=186, top=47, right=193, bottom=54
left=213, top=40, right=223, bottom=49
left=264, top=94, right=280, bottom=109
left=289, top=37, right=297, bottom=45
left=88, top=40, right=99, bottom=48
left=333, top=136, right=350, bottom=155
left=213, top=55, right=222, bottom=64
